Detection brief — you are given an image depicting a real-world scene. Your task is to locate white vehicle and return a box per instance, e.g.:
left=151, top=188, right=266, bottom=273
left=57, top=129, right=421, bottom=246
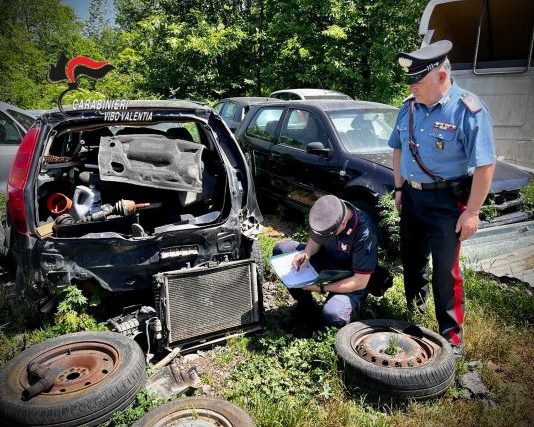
left=0, top=101, right=38, bottom=189
left=269, top=88, right=352, bottom=101
left=419, top=0, right=534, bottom=171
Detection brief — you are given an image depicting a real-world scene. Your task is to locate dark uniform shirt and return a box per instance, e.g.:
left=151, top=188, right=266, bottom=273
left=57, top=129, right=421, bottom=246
left=319, top=207, right=378, bottom=274
left=388, top=81, right=496, bottom=183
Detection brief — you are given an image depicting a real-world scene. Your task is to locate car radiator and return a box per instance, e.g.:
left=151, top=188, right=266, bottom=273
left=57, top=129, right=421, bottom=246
left=153, top=259, right=263, bottom=347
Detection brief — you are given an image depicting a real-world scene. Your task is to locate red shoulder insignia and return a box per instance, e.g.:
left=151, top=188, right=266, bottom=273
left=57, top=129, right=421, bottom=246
left=461, top=95, right=482, bottom=113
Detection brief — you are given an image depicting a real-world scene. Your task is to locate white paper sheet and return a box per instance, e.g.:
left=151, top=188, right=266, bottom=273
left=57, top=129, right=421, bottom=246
left=268, top=251, right=318, bottom=288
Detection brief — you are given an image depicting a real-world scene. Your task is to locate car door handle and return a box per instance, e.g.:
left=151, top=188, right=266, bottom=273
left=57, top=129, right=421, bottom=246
left=271, top=153, right=281, bottom=160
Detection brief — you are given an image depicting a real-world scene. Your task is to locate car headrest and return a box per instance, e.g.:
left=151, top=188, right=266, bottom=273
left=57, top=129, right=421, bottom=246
left=264, top=120, right=279, bottom=137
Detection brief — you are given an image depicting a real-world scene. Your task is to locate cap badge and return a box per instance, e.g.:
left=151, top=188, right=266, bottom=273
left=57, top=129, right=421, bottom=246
left=398, top=57, right=413, bottom=73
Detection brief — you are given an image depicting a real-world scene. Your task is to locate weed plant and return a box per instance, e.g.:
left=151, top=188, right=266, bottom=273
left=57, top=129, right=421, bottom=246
left=520, top=178, right=534, bottom=211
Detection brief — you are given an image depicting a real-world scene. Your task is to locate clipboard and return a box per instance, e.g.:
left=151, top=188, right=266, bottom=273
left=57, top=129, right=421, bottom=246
left=268, top=251, right=353, bottom=288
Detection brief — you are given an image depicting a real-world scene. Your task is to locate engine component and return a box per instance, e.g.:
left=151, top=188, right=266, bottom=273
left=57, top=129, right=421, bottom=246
left=46, top=193, right=73, bottom=215
left=107, top=305, right=158, bottom=339
left=153, top=259, right=263, bottom=348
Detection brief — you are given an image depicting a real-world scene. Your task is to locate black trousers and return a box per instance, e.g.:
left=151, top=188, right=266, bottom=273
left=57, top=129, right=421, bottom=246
left=400, top=183, right=464, bottom=346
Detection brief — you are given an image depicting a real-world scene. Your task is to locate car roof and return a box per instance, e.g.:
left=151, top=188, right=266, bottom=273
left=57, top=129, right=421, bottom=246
left=251, top=99, right=398, bottom=111
left=0, top=101, right=38, bottom=118
left=218, top=97, right=277, bottom=106
left=48, top=99, right=211, bottom=114
left=269, top=88, right=351, bottom=97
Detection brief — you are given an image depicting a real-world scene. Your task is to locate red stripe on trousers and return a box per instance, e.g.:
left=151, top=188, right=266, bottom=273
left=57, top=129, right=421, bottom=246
left=450, top=199, right=466, bottom=346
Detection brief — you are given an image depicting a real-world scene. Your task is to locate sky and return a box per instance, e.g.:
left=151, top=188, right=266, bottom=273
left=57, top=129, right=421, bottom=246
left=61, top=0, right=116, bottom=23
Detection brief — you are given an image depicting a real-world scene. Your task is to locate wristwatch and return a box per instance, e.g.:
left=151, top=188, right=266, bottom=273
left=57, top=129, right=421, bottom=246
left=319, top=283, right=326, bottom=294
left=394, top=187, right=403, bottom=192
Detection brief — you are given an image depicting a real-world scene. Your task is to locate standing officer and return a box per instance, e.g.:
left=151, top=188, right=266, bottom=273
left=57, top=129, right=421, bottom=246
left=272, top=195, right=383, bottom=328
left=388, top=40, right=496, bottom=355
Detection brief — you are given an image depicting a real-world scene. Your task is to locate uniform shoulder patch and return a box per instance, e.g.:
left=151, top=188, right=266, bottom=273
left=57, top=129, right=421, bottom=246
left=461, top=94, right=482, bottom=113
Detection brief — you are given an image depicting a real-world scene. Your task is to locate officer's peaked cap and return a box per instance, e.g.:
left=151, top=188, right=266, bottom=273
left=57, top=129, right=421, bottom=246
left=309, top=195, right=347, bottom=245
left=397, top=40, right=452, bottom=84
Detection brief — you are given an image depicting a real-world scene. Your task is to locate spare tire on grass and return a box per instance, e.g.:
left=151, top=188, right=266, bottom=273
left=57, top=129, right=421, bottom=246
left=0, top=331, right=146, bottom=426
left=335, top=319, right=455, bottom=400
left=132, top=397, right=255, bottom=427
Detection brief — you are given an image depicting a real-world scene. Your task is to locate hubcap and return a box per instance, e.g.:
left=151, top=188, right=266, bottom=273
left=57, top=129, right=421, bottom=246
left=351, top=330, right=438, bottom=368
left=21, top=341, right=120, bottom=394
left=153, top=408, right=234, bottom=427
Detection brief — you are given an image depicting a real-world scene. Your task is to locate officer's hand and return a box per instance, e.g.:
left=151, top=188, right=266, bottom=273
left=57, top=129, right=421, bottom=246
left=292, top=252, right=309, bottom=271
left=455, top=210, right=479, bottom=241
left=395, top=191, right=402, bottom=212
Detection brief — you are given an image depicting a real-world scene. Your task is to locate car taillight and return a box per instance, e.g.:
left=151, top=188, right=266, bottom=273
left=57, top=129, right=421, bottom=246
left=7, top=126, right=40, bottom=235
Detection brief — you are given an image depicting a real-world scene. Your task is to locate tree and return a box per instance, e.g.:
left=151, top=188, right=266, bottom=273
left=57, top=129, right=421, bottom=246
left=86, top=0, right=109, bottom=40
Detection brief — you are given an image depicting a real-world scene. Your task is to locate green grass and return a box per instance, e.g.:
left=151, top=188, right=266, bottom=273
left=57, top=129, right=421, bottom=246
left=1, top=194, right=533, bottom=426
left=213, top=267, right=534, bottom=426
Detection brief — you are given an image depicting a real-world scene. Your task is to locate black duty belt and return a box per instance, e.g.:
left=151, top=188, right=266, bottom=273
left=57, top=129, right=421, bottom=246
left=406, top=180, right=452, bottom=190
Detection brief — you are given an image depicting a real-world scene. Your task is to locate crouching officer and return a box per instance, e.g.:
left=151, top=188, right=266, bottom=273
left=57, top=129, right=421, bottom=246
left=273, top=195, right=389, bottom=328
left=388, top=40, right=496, bottom=355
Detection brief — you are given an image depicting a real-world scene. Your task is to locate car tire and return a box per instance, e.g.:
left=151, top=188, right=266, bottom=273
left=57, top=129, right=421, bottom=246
left=0, top=331, right=146, bottom=427
left=132, top=397, right=255, bottom=427
left=335, top=319, right=455, bottom=400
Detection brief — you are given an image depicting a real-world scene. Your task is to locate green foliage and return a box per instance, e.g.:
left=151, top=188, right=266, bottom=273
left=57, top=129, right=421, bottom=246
left=103, top=389, right=164, bottom=427
left=377, top=192, right=400, bottom=253
left=1, top=0, right=427, bottom=109
left=384, top=335, right=401, bottom=356
left=258, top=233, right=277, bottom=280
left=292, top=224, right=308, bottom=243
left=224, top=329, right=338, bottom=405
left=520, top=179, right=534, bottom=211
left=480, top=197, right=498, bottom=221
left=0, top=192, right=5, bottom=215
left=463, top=268, right=534, bottom=326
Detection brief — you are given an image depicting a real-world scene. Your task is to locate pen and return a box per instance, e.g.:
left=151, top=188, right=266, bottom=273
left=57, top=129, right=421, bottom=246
left=296, top=256, right=305, bottom=272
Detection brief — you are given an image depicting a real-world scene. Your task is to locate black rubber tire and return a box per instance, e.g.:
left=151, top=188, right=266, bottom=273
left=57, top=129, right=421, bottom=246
left=132, top=397, right=255, bottom=427
left=0, top=331, right=146, bottom=427
left=335, top=319, right=455, bottom=401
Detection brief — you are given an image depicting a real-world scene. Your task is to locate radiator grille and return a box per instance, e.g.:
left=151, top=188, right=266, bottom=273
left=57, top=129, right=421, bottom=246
left=156, top=260, right=261, bottom=345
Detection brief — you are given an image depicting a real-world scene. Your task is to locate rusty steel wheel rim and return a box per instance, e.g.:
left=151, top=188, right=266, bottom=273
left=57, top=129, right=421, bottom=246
left=152, top=408, right=234, bottom=427
left=20, top=341, right=121, bottom=395
left=351, top=330, right=439, bottom=368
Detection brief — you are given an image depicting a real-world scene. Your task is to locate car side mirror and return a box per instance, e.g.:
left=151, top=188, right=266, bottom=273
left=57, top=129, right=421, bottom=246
left=306, top=141, right=331, bottom=157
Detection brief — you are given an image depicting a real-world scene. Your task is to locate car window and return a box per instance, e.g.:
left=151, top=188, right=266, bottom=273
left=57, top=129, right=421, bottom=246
left=280, top=109, right=328, bottom=150
left=7, top=109, right=35, bottom=130
left=220, top=102, right=238, bottom=121
left=329, top=109, right=397, bottom=153
left=272, top=92, right=294, bottom=100
left=213, top=102, right=224, bottom=113
left=246, top=107, right=285, bottom=141
left=0, top=111, right=23, bottom=144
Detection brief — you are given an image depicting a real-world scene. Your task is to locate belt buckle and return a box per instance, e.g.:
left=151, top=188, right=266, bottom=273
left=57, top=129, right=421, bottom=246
left=410, top=180, right=422, bottom=190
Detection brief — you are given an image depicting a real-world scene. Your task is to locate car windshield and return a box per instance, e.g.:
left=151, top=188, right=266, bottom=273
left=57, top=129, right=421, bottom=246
left=328, top=109, right=397, bottom=153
